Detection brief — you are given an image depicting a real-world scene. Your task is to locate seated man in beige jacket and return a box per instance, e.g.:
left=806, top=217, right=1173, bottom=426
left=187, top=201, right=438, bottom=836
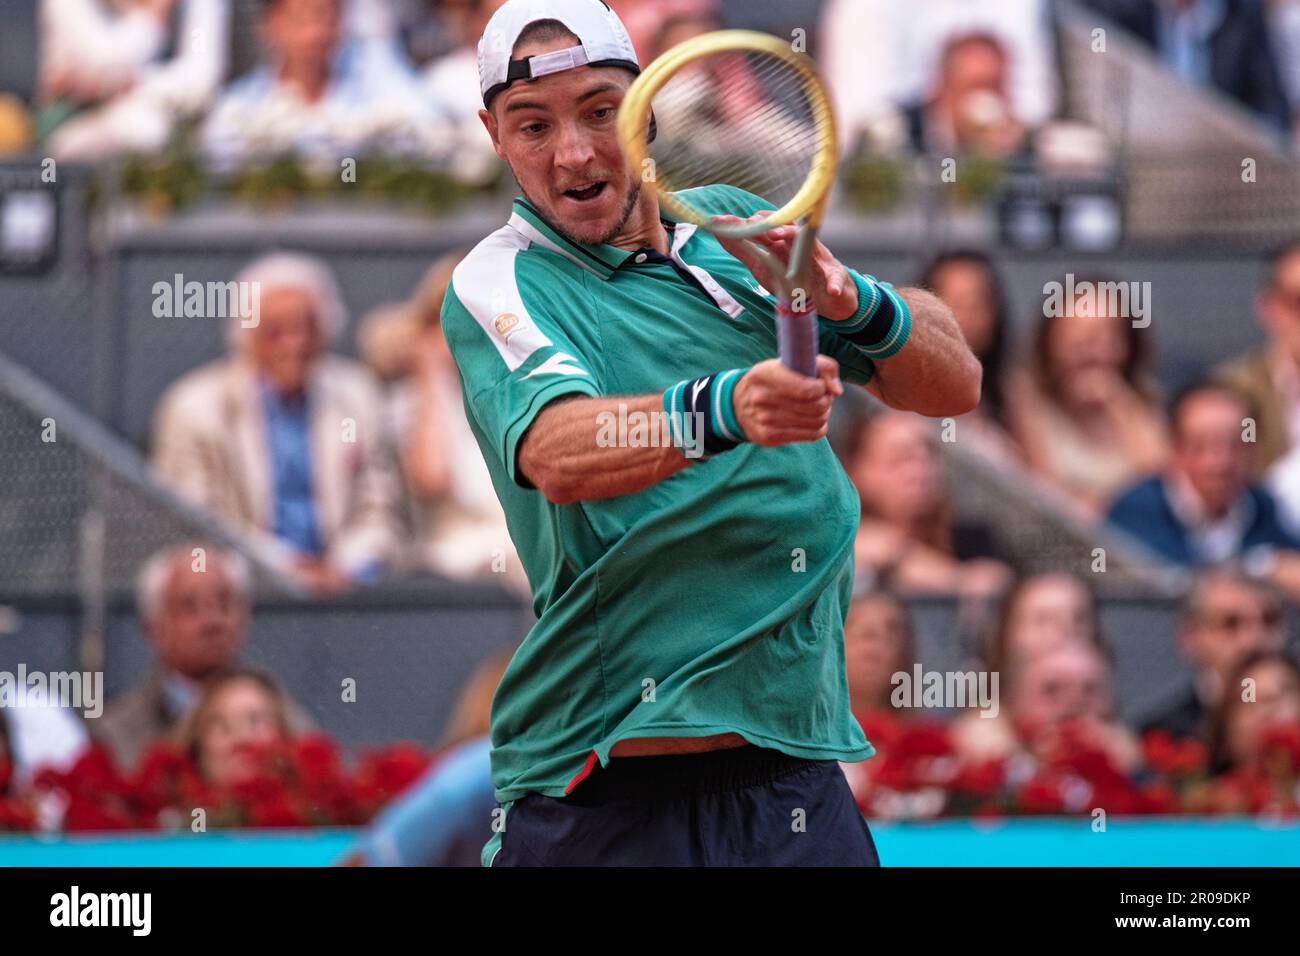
left=95, top=543, right=316, bottom=771
left=151, top=251, right=400, bottom=592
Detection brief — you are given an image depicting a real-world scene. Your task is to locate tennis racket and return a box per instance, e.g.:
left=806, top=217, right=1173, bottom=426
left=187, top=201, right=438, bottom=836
left=616, top=29, right=839, bottom=377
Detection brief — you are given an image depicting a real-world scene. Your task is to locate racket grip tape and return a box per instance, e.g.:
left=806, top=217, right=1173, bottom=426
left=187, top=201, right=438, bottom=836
left=776, top=301, right=820, bottom=378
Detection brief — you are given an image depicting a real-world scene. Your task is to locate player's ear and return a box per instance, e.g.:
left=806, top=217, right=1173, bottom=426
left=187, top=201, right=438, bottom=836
left=479, top=108, right=506, bottom=161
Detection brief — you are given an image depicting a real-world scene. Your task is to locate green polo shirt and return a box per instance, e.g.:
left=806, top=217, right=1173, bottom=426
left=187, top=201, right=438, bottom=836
left=439, top=186, right=878, bottom=866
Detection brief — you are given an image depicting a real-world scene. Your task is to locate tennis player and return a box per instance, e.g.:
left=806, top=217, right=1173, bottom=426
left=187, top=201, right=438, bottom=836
left=442, top=0, right=981, bottom=866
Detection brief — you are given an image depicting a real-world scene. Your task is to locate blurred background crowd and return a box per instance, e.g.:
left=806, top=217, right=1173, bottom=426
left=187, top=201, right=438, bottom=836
left=3, top=0, right=1300, bottom=861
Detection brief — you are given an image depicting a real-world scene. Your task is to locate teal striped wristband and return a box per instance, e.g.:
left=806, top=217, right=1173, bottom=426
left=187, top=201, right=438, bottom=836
left=824, top=271, right=912, bottom=360
left=662, top=368, right=748, bottom=459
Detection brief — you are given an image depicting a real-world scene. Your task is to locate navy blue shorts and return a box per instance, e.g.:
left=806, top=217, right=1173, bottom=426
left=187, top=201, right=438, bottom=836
left=492, top=744, right=880, bottom=866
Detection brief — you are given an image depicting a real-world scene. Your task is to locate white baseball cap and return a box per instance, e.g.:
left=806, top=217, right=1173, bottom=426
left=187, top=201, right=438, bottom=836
left=478, top=0, right=641, bottom=108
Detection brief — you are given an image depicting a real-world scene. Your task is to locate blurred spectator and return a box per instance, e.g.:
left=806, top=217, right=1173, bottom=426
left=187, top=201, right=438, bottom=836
left=900, top=33, right=1028, bottom=159
left=201, top=0, right=442, bottom=171
left=1106, top=381, right=1300, bottom=569
left=1269, top=0, right=1300, bottom=135
left=151, top=253, right=401, bottom=593
left=357, top=253, right=523, bottom=588
left=1215, top=240, right=1300, bottom=471
left=399, top=0, right=471, bottom=68
left=845, top=590, right=917, bottom=717
left=1006, top=277, right=1169, bottom=517
left=819, top=0, right=1056, bottom=155
left=1206, top=649, right=1300, bottom=775
left=0, top=96, right=36, bottom=155
left=635, top=0, right=719, bottom=63
left=843, top=409, right=1013, bottom=595
left=918, top=249, right=1012, bottom=432
left=437, top=644, right=514, bottom=749
left=95, top=543, right=315, bottom=770
left=609, top=0, right=682, bottom=61
left=1082, top=0, right=1291, bottom=132
left=177, top=668, right=292, bottom=786
left=1143, top=567, right=1286, bottom=740
left=39, top=0, right=230, bottom=161
left=420, top=0, right=507, bottom=184
left=984, top=572, right=1101, bottom=675
left=955, top=635, right=1141, bottom=774
left=343, top=644, right=512, bottom=866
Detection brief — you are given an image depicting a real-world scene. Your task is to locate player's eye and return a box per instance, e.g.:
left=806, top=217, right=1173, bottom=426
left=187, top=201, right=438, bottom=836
left=591, top=107, right=614, bottom=120
left=521, top=122, right=548, bottom=136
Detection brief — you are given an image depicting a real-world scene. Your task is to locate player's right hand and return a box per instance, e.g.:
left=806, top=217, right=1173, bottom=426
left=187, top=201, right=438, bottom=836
left=733, top=356, right=843, bottom=447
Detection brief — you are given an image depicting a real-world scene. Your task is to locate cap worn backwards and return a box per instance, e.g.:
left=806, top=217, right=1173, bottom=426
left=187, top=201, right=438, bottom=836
left=477, top=0, right=641, bottom=108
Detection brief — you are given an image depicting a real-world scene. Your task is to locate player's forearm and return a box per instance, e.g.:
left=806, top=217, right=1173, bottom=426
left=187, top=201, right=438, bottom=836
left=518, top=394, right=690, bottom=505
left=865, top=288, right=981, bottom=417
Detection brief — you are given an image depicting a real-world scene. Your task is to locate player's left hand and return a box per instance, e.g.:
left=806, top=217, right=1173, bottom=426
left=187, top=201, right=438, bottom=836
left=710, top=213, right=859, bottom=322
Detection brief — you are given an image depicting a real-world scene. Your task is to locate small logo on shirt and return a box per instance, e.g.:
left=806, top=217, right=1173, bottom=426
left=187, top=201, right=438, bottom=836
left=494, top=312, right=519, bottom=337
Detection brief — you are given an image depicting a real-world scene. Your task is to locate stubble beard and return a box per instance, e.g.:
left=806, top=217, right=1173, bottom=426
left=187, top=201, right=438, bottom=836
left=515, top=166, right=643, bottom=247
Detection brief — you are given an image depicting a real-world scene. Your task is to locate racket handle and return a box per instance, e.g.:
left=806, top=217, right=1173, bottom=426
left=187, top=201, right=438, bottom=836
left=776, top=302, right=819, bottom=378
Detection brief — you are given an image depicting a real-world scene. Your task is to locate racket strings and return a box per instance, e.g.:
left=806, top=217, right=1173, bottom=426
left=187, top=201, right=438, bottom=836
left=647, top=49, right=828, bottom=221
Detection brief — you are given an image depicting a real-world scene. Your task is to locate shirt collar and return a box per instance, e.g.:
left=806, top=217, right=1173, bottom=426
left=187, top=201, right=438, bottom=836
left=257, top=374, right=308, bottom=413
left=1162, top=470, right=1254, bottom=557
left=508, top=196, right=684, bottom=280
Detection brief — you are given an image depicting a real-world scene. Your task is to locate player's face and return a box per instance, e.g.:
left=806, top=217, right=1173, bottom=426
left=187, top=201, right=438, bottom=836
left=483, top=47, right=641, bottom=246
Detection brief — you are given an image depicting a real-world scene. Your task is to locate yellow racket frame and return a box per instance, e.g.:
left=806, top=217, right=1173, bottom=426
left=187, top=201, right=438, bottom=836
left=616, top=29, right=839, bottom=238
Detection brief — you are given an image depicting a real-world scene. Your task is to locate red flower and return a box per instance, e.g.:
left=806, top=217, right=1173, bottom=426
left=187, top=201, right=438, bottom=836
left=358, top=742, right=432, bottom=801
left=61, top=792, right=137, bottom=832
left=0, top=797, right=35, bottom=831
left=246, top=795, right=311, bottom=829
left=855, top=709, right=904, bottom=752
left=1015, top=774, right=1066, bottom=814
left=1142, top=729, right=1208, bottom=777
left=951, top=759, right=1006, bottom=799
left=293, top=734, right=343, bottom=780
left=132, top=742, right=207, bottom=813
left=1258, top=725, right=1300, bottom=774
left=896, top=722, right=955, bottom=759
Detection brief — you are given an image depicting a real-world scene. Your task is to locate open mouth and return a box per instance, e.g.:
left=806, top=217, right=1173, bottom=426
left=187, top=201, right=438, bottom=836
left=563, top=181, right=608, bottom=202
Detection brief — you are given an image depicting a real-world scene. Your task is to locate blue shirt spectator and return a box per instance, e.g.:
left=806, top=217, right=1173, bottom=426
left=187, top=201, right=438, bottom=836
left=1108, top=475, right=1300, bottom=566
left=1107, top=381, right=1300, bottom=568
left=201, top=0, right=448, bottom=172
left=259, top=378, right=323, bottom=558
left=1083, top=0, right=1291, bottom=131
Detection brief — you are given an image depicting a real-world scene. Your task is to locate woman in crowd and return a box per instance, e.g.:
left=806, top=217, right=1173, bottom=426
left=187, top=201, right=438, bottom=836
left=917, top=250, right=1013, bottom=435
left=1006, top=277, right=1170, bottom=517
left=844, top=408, right=1013, bottom=596
left=955, top=633, right=1142, bottom=774
left=955, top=572, right=1140, bottom=773
left=844, top=589, right=918, bottom=717
left=357, top=251, right=525, bottom=592
left=983, top=572, right=1100, bottom=674
left=1207, top=649, right=1300, bottom=776
left=178, top=669, right=291, bottom=787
